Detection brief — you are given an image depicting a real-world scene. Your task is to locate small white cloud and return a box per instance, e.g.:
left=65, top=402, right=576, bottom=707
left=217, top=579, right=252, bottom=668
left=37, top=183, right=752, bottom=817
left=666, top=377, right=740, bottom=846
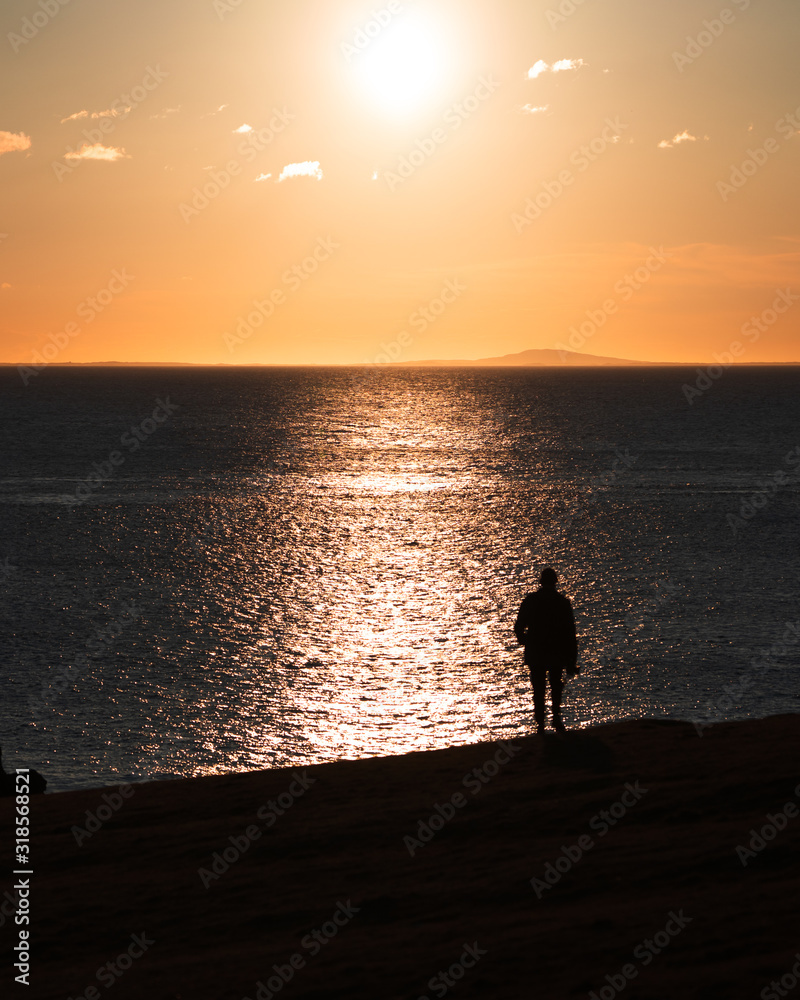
left=552, top=58, right=585, bottom=72
left=372, top=170, right=378, bottom=181
left=527, top=58, right=584, bottom=79
left=521, top=104, right=549, bottom=115
left=278, top=160, right=323, bottom=182
left=254, top=172, right=272, bottom=182
left=233, top=123, right=253, bottom=133
left=64, top=143, right=130, bottom=162
left=527, top=60, right=549, bottom=79
left=60, top=110, right=89, bottom=123
left=0, top=131, right=32, bottom=156
left=658, top=130, right=702, bottom=149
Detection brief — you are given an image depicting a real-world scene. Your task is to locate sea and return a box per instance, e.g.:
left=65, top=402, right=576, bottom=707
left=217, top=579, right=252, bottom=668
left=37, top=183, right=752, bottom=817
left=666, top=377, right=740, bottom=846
left=1, top=365, right=798, bottom=791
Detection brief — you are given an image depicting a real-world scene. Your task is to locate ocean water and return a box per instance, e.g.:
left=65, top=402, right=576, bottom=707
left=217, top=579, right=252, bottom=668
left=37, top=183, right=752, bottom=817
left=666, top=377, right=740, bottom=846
left=1, top=365, right=798, bottom=791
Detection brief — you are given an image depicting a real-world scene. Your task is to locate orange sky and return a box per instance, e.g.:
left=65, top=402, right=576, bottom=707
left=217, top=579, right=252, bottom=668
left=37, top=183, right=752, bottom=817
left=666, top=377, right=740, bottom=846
left=1, top=0, right=799, bottom=364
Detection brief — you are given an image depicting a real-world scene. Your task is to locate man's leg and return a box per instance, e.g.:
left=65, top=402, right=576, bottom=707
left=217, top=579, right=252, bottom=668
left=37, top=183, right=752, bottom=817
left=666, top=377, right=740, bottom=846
left=530, top=666, right=546, bottom=732
left=550, top=668, right=565, bottom=732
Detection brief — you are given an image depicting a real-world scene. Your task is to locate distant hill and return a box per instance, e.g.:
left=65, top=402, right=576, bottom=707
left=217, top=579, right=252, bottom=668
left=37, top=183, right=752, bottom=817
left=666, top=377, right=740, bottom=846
left=3, top=354, right=797, bottom=368
left=392, top=348, right=670, bottom=367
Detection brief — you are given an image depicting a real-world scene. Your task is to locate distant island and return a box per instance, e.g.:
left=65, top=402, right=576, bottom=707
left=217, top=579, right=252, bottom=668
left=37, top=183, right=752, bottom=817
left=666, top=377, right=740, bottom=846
left=392, top=349, right=800, bottom=366
left=391, top=348, right=665, bottom=367
left=2, top=352, right=798, bottom=367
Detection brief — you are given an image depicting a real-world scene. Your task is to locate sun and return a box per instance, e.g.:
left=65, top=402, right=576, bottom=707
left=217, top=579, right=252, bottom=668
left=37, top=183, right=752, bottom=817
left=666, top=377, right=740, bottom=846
left=351, top=12, right=452, bottom=117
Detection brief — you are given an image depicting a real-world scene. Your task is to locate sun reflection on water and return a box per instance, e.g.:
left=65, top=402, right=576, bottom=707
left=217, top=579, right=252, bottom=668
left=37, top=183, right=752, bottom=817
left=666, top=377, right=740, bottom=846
left=10, top=366, right=779, bottom=791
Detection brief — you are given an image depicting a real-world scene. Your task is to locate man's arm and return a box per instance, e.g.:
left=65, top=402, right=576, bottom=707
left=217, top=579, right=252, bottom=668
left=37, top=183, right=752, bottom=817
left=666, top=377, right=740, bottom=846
left=514, top=596, right=530, bottom=645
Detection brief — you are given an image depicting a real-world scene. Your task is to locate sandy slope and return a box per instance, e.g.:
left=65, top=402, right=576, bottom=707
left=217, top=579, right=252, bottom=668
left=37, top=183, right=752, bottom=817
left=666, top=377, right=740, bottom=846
left=2, top=715, right=799, bottom=1000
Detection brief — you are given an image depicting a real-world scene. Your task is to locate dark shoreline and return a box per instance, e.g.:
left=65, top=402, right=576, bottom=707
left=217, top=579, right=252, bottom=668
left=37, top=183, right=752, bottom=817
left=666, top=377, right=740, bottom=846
left=4, top=714, right=799, bottom=999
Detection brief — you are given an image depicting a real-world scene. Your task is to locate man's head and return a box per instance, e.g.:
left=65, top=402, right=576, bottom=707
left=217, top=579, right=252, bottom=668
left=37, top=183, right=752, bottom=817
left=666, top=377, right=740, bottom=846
left=539, top=567, right=558, bottom=588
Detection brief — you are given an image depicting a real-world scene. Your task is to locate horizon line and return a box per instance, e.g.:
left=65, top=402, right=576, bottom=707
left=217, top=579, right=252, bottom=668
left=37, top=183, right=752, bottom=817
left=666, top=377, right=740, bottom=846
left=2, top=361, right=800, bottom=368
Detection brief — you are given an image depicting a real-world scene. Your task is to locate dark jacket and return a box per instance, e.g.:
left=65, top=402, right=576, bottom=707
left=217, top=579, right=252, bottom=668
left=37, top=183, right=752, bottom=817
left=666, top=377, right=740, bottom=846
left=514, top=587, right=578, bottom=669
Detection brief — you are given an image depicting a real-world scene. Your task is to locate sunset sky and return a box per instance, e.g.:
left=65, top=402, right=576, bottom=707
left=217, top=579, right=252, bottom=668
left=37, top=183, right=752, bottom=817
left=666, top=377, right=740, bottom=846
left=1, top=0, right=799, bottom=365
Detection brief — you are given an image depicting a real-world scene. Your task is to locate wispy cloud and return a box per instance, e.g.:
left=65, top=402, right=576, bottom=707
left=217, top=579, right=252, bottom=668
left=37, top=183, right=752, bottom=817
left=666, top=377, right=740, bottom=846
left=521, top=104, right=550, bottom=115
left=93, top=106, right=131, bottom=119
left=254, top=172, right=272, bottom=182
left=201, top=103, right=229, bottom=118
left=150, top=106, right=181, bottom=119
left=658, top=130, right=706, bottom=149
left=0, top=131, right=32, bottom=156
left=233, top=123, right=252, bottom=133
left=527, top=58, right=585, bottom=79
left=278, top=160, right=323, bottom=182
left=64, top=143, right=130, bottom=162
left=60, top=107, right=132, bottom=124
left=1, top=283, right=11, bottom=290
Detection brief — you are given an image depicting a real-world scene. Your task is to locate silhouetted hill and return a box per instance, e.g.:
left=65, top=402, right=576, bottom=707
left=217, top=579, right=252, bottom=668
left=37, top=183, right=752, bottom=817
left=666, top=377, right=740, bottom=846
left=393, top=348, right=670, bottom=367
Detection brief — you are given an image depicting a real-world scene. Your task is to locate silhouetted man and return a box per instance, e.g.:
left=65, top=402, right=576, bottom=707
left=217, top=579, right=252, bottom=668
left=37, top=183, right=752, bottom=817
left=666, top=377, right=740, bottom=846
left=514, top=567, right=578, bottom=733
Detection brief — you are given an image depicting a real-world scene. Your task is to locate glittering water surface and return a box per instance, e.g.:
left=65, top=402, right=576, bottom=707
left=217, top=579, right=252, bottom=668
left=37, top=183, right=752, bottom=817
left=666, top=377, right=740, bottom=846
left=1, top=367, right=799, bottom=790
